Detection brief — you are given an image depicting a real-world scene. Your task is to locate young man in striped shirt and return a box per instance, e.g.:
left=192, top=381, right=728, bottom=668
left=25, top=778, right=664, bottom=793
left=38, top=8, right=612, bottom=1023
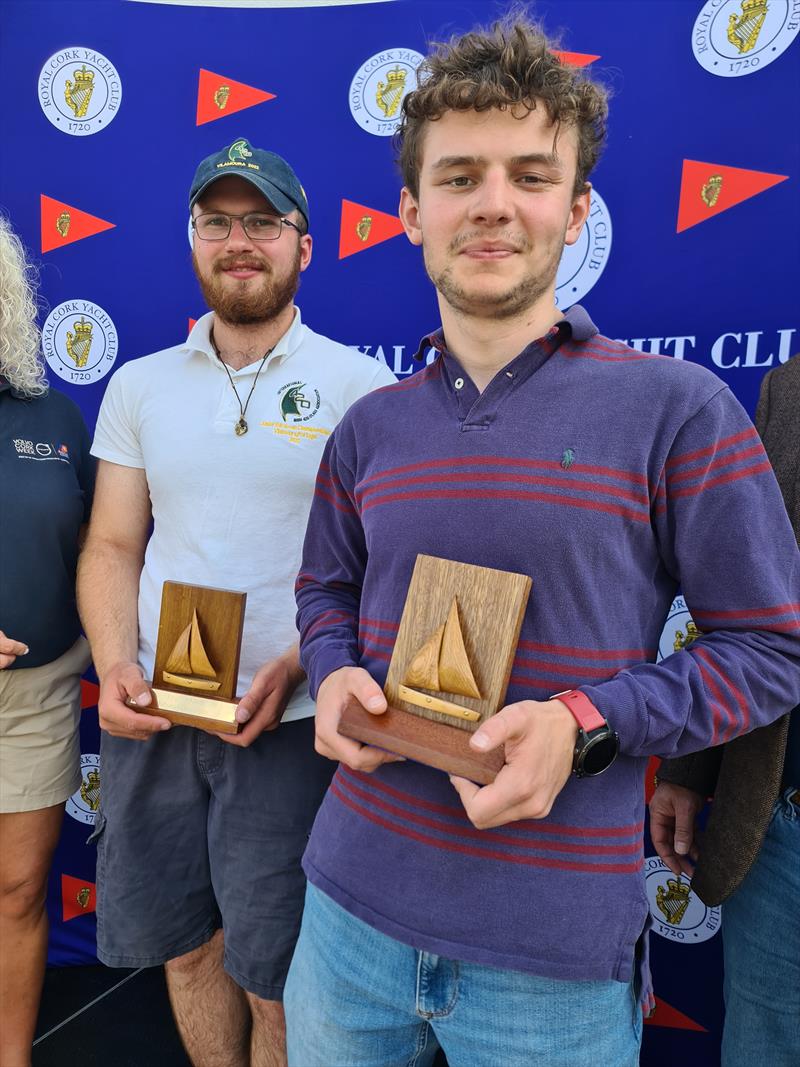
left=284, top=15, right=800, bottom=1066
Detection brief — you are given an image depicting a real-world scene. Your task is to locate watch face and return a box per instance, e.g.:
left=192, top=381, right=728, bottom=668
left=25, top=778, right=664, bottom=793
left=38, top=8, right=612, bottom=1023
left=579, top=731, right=619, bottom=776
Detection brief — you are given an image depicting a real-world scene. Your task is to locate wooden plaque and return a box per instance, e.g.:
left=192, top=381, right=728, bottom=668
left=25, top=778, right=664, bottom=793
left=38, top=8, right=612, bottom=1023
left=339, top=555, right=531, bottom=783
left=137, top=581, right=246, bottom=733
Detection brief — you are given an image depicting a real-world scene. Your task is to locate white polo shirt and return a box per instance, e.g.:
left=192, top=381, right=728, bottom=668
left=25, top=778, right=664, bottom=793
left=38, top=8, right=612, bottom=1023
left=92, top=308, right=396, bottom=720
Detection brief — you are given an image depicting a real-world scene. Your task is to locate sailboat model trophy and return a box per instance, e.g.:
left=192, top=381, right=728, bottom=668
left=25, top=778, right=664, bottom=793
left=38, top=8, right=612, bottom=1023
left=137, top=581, right=246, bottom=733
left=338, top=555, right=532, bottom=783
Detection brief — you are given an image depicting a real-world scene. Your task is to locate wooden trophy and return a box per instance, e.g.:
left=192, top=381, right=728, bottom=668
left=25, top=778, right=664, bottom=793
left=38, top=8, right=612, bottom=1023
left=136, top=581, right=246, bottom=733
left=338, top=555, right=531, bottom=784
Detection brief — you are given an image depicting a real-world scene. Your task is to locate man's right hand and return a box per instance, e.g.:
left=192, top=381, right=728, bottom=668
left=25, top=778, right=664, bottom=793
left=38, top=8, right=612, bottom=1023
left=98, top=661, right=171, bottom=740
left=0, top=630, right=29, bottom=669
left=649, top=781, right=704, bottom=878
left=315, top=666, right=404, bottom=772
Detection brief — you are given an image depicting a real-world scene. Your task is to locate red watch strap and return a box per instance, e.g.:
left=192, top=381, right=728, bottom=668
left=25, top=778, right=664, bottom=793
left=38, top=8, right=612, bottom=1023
left=552, top=689, right=606, bottom=733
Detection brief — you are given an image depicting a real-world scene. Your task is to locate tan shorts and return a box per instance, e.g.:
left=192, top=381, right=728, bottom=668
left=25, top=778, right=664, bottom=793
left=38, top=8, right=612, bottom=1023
left=0, top=636, right=91, bottom=813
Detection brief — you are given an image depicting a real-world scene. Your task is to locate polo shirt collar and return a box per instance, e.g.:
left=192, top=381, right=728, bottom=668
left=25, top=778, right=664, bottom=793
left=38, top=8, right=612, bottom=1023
left=182, top=306, right=305, bottom=372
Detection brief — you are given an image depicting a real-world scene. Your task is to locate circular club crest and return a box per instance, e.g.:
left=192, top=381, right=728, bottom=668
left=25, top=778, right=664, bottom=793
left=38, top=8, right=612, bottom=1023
left=279, top=380, right=321, bottom=424
left=349, top=48, right=424, bottom=136
left=555, top=188, right=612, bottom=309
left=38, top=47, right=122, bottom=135
left=645, top=856, right=721, bottom=943
left=42, top=300, right=119, bottom=386
left=657, top=595, right=702, bottom=662
left=66, top=754, right=101, bottom=825
left=692, top=0, right=800, bottom=77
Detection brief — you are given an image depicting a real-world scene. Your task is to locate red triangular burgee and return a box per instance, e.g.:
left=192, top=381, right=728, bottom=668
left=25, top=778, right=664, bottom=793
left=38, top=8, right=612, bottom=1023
left=339, top=199, right=405, bottom=259
left=196, top=69, right=276, bottom=126
left=40, top=195, right=114, bottom=254
left=677, top=159, right=788, bottom=233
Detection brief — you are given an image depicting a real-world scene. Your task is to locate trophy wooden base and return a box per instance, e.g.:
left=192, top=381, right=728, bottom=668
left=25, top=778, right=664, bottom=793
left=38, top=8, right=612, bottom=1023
left=133, top=685, right=240, bottom=734
left=339, top=700, right=503, bottom=785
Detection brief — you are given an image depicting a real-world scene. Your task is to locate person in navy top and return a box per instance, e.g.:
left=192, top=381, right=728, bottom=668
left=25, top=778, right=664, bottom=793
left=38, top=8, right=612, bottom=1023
left=0, top=216, right=94, bottom=1066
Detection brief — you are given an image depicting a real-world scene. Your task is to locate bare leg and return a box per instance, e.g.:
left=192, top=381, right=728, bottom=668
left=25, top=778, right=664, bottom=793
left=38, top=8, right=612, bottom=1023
left=247, top=993, right=286, bottom=1067
left=165, top=929, right=250, bottom=1067
left=0, top=805, right=65, bottom=1067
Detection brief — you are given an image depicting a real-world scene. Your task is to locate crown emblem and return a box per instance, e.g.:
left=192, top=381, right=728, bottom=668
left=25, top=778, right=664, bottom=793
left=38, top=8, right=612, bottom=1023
left=214, top=85, right=230, bottom=110
left=76, top=886, right=92, bottom=909
left=65, top=318, right=94, bottom=368
left=727, top=0, right=769, bottom=55
left=656, top=877, right=691, bottom=925
left=356, top=215, right=373, bottom=242
left=376, top=66, right=407, bottom=118
left=56, top=211, right=71, bottom=238
left=79, top=768, right=101, bottom=812
left=64, top=65, right=95, bottom=118
left=701, top=175, right=723, bottom=208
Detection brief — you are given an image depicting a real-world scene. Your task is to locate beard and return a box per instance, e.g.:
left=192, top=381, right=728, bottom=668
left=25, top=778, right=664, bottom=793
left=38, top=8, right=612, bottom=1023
left=192, top=245, right=301, bottom=326
left=424, top=226, right=566, bottom=321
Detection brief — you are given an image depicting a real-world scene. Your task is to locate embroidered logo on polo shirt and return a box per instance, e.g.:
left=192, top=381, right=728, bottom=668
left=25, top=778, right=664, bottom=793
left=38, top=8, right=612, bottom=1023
left=12, top=439, right=70, bottom=463
left=560, top=448, right=576, bottom=470
left=645, top=857, right=720, bottom=943
left=260, top=381, right=331, bottom=445
left=66, top=754, right=101, bottom=825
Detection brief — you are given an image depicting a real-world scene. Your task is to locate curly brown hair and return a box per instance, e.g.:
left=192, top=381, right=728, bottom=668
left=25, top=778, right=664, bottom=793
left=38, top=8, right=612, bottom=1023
left=397, top=12, right=608, bottom=198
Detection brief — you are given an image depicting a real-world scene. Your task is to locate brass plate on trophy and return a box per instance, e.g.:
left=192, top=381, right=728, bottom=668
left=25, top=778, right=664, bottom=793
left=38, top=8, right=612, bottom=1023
left=136, top=582, right=246, bottom=733
left=339, top=555, right=531, bottom=783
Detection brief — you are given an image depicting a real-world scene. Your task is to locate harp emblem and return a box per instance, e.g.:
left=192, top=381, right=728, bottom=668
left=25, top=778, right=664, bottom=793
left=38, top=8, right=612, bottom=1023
left=64, top=66, right=95, bottom=118
left=214, top=85, right=231, bottom=110
left=356, top=215, right=373, bottom=242
left=727, top=0, right=769, bottom=54
left=80, top=768, right=101, bottom=812
left=655, top=878, right=691, bottom=926
left=701, top=175, right=723, bottom=208
left=376, top=66, right=407, bottom=119
left=56, top=212, right=71, bottom=239
left=65, top=319, right=93, bottom=368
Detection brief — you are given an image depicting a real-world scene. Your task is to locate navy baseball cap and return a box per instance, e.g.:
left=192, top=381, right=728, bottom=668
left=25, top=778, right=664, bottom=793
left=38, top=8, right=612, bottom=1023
left=189, top=138, right=309, bottom=226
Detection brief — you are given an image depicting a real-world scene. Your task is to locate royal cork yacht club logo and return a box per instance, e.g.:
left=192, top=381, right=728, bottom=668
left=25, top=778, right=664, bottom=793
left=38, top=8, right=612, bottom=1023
left=42, top=300, right=118, bottom=386
left=692, top=0, right=800, bottom=77
left=66, top=754, right=101, bottom=825
left=38, top=48, right=122, bottom=135
left=645, top=857, right=721, bottom=943
left=349, top=48, right=424, bottom=136
left=657, top=596, right=704, bottom=661
left=554, top=188, right=612, bottom=309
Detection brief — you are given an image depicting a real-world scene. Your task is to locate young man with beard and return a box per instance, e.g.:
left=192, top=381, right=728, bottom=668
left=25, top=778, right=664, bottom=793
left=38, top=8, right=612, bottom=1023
left=285, top=16, right=800, bottom=1066
left=77, top=139, right=395, bottom=1067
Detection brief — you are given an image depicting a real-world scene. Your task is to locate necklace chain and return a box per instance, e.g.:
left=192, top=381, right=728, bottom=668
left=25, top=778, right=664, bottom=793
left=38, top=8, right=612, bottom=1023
left=211, top=331, right=272, bottom=436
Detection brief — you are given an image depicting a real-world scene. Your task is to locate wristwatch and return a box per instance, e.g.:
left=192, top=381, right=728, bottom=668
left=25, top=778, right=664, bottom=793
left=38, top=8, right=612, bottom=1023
left=552, top=689, right=619, bottom=778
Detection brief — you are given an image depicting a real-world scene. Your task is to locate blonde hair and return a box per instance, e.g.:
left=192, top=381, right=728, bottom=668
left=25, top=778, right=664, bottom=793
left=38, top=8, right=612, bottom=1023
left=0, top=216, right=47, bottom=396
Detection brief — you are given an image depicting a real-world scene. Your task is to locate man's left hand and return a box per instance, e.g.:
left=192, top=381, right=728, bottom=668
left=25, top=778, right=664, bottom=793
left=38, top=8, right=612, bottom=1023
left=215, top=649, right=304, bottom=748
left=450, top=698, right=578, bottom=829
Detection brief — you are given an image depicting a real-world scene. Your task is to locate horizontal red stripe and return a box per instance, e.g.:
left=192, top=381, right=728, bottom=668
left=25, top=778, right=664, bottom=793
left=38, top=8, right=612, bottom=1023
left=517, top=640, right=652, bottom=661
left=666, top=427, right=758, bottom=471
left=341, top=769, right=644, bottom=838
left=305, top=610, right=353, bottom=639
left=313, top=486, right=352, bottom=514
left=330, top=781, right=643, bottom=874
left=360, top=631, right=395, bottom=649
left=668, top=443, right=765, bottom=486
left=669, top=460, right=772, bottom=498
left=338, top=775, right=642, bottom=856
left=358, top=469, right=650, bottom=509
left=695, top=646, right=750, bottom=737
left=360, top=618, right=400, bottom=633
left=356, top=455, right=648, bottom=494
left=693, top=602, right=800, bottom=621
left=695, top=655, right=735, bottom=747
left=361, top=487, right=649, bottom=523
left=512, top=656, right=620, bottom=680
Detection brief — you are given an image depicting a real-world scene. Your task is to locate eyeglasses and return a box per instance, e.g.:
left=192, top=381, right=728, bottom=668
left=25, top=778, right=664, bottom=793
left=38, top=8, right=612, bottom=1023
left=192, top=212, right=302, bottom=242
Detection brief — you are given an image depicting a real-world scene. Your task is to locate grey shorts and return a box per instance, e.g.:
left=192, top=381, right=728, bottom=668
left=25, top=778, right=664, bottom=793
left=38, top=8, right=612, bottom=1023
left=91, top=716, right=334, bottom=1000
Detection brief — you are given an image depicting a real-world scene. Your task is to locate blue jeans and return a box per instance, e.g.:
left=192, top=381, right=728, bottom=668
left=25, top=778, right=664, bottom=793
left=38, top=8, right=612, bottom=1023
left=284, top=883, right=642, bottom=1067
left=721, top=788, right=800, bottom=1067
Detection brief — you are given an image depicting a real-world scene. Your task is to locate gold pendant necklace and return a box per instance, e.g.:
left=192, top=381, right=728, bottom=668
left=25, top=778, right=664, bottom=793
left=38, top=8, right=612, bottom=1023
left=212, top=331, right=272, bottom=436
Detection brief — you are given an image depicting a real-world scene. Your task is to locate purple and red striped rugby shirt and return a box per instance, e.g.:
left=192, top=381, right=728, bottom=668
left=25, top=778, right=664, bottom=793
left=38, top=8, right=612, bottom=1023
left=295, top=305, right=800, bottom=987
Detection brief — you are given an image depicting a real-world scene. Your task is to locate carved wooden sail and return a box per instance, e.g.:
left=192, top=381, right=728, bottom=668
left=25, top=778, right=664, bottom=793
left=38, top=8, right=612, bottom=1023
left=400, top=598, right=481, bottom=721
left=162, top=609, right=221, bottom=691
